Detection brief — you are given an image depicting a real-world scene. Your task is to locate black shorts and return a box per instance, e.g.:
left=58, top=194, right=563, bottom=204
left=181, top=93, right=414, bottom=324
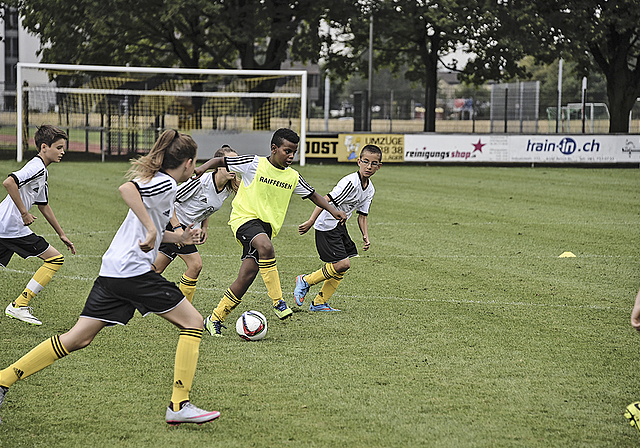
left=236, top=219, right=272, bottom=262
left=315, top=224, right=358, bottom=263
left=80, top=271, right=186, bottom=326
left=158, top=224, right=198, bottom=260
left=0, top=233, right=50, bottom=267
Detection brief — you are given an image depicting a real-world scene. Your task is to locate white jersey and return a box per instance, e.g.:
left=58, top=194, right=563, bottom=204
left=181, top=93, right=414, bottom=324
left=314, top=172, right=375, bottom=232
left=174, top=171, right=231, bottom=229
left=0, top=156, right=48, bottom=238
left=99, top=171, right=176, bottom=278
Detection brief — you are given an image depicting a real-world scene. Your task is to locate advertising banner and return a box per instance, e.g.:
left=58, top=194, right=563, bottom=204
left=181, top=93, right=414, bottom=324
left=508, top=135, right=640, bottom=163
left=404, top=134, right=507, bottom=163
left=403, top=134, right=640, bottom=164
left=305, top=137, right=339, bottom=158
left=337, top=133, right=405, bottom=162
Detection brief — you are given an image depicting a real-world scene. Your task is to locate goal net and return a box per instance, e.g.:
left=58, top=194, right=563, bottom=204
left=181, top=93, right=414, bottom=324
left=17, top=63, right=308, bottom=163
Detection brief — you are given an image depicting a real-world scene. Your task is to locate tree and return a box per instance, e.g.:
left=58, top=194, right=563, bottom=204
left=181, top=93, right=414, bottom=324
left=325, top=1, right=469, bottom=132
left=462, top=0, right=640, bottom=133
left=323, top=0, right=551, bottom=132
left=14, top=0, right=335, bottom=129
left=549, top=0, right=640, bottom=133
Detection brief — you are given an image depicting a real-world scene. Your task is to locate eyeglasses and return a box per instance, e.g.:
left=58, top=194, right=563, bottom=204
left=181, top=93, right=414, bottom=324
left=359, top=158, right=381, bottom=167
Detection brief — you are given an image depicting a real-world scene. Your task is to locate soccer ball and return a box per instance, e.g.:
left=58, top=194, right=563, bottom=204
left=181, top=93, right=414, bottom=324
left=236, top=310, right=267, bottom=341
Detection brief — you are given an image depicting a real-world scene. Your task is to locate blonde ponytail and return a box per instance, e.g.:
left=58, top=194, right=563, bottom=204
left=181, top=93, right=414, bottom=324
left=127, top=130, right=197, bottom=182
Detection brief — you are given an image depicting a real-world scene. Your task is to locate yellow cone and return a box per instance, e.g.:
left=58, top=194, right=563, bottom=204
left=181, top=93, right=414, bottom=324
left=558, top=251, right=576, bottom=258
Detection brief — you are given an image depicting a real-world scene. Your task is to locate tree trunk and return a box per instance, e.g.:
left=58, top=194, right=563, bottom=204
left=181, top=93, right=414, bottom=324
left=590, top=36, right=640, bottom=134
left=422, top=36, right=440, bottom=132
left=606, top=72, right=640, bottom=133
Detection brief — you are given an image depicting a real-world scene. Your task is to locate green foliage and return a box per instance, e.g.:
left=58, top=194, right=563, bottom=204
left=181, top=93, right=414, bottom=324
left=16, top=0, right=336, bottom=71
left=324, top=0, right=491, bottom=131
left=0, top=160, right=639, bottom=447
left=465, top=0, right=640, bottom=132
left=546, top=0, right=640, bottom=132
left=462, top=0, right=560, bottom=84
left=17, top=0, right=228, bottom=68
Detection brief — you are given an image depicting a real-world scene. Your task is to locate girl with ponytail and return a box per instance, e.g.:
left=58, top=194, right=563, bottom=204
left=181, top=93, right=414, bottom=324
left=0, top=130, right=221, bottom=426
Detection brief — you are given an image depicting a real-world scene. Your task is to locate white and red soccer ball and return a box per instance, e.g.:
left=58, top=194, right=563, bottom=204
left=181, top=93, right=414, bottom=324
left=236, top=310, right=267, bottom=341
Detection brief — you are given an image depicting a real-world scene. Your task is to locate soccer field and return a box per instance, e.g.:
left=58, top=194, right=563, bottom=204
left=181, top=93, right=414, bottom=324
left=0, top=160, right=638, bottom=447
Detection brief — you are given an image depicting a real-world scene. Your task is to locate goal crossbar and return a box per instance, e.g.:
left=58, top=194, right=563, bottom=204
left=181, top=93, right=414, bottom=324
left=16, top=62, right=308, bottom=164
left=25, top=86, right=302, bottom=99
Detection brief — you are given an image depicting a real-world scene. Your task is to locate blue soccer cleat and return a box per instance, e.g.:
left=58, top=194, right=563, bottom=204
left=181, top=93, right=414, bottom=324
left=309, top=302, right=341, bottom=312
left=293, top=275, right=310, bottom=306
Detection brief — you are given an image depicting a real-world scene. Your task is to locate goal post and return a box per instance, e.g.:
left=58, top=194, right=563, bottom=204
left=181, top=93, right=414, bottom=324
left=16, top=63, right=308, bottom=165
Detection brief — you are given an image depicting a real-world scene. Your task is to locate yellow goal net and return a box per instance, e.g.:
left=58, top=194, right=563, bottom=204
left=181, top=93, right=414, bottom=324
left=17, top=63, right=307, bottom=162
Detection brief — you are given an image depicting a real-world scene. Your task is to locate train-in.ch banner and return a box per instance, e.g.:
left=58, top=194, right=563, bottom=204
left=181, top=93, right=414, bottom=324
left=306, top=134, right=640, bottom=164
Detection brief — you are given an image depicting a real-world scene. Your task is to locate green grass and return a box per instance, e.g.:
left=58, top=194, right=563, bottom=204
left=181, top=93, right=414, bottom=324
left=0, top=161, right=638, bottom=447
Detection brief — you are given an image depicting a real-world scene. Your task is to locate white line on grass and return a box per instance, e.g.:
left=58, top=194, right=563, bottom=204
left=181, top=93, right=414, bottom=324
left=64, top=253, right=638, bottom=260
left=0, top=267, right=628, bottom=313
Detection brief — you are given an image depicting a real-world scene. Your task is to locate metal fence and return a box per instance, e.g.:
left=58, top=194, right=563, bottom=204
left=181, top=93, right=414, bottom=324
left=1, top=80, right=638, bottom=156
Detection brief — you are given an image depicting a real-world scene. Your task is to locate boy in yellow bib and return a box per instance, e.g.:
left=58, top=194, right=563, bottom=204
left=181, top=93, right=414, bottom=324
left=195, top=128, right=346, bottom=336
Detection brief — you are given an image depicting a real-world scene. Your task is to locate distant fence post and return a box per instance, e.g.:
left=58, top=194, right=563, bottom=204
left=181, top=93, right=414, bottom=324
left=504, top=87, right=508, bottom=133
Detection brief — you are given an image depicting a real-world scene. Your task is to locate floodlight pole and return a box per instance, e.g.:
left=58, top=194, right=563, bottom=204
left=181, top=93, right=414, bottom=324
left=367, top=13, right=373, bottom=131
left=324, top=75, right=330, bottom=131
left=556, top=58, right=563, bottom=134
left=16, top=65, right=23, bottom=162
left=581, top=76, right=587, bottom=134
left=300, top=71, right=307, bottom=167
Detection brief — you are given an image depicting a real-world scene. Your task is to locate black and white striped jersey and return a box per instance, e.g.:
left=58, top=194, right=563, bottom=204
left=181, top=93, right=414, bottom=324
left=174, top=172, right=231, bottom=229
left=314, top=172, right=375, bottom=232
left=99, top=171, right=176, bottom=278
left=0, top=156, right=48, bottom=238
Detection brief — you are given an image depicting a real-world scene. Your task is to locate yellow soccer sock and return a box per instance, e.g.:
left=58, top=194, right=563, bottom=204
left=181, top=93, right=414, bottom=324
left=313, top=272, right=345, bottom=306
left=15, top=255, right=64, bottom=307
left=179, top=274, right=198, bottom=303
left=0, top=335, right=68, bottom=387
left=170, top=328, right=202, bottom=411
left=259, top=258, right=282, bottom=306
left=211, top=289, right=241, bottom=323
left=305, top=262, right=338, bottom=287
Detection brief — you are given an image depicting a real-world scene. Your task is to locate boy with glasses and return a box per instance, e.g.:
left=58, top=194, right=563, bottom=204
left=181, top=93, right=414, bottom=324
left=294, top=144, right=382, bottom=311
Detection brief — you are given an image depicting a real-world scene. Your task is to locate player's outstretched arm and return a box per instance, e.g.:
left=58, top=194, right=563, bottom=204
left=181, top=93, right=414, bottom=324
left=631, top=288, right=640, bottom=331
left=194, top=157, right=225, bottom=178
left=357, top=213, right=370, bottom=251
left=119, top=182, right=157, bottom=252
left=299, top=197, right=326, bottom=235
left=163, top=223, right=200, bottom=245
left=38, top=203, right=76, bottom=254
left=199, top=217, right=210, bottom=244
left=308, top=191, right=347, bottom=224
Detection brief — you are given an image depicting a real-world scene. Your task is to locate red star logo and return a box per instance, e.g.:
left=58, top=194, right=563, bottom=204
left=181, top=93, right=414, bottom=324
left=472, top=139, right=486, bottom=153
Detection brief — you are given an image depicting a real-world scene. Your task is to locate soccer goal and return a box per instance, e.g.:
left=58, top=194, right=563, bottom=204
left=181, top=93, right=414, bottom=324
left=16, top=63, right=308, bottom=164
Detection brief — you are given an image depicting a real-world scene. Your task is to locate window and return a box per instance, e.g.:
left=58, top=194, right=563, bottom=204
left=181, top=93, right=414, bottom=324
left=4, top=10, right=18, bottom=31
left=5, top=63, right=16, bottom=87
left=5, top=36, right=17, bottom=58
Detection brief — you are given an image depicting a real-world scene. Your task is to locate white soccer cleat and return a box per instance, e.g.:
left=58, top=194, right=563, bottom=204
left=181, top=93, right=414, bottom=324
left=165, top=402, right=220, bottom=426
left=5, top=303, right=42, bottom=325
left=0, top=385, right=7, bottom=424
